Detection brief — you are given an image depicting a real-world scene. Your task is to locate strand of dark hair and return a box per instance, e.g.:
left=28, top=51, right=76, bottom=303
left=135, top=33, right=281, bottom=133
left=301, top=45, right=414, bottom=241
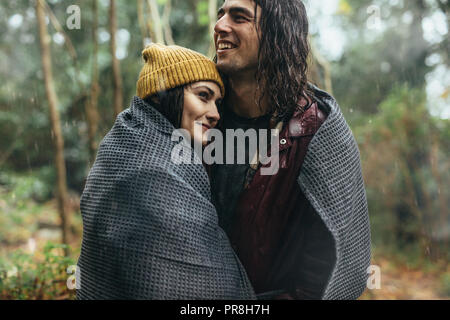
left=143, top=86, right=185, bottom=128
left=254, top=0, right=311, bottom=123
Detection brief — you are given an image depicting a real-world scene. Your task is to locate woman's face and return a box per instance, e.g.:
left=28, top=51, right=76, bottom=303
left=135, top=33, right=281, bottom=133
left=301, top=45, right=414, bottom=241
left=181, top=81, right=222, bottom=146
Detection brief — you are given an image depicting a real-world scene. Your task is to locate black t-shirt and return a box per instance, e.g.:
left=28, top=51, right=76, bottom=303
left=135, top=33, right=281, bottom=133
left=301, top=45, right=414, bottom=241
left=210, top=108, right=272, bottom=235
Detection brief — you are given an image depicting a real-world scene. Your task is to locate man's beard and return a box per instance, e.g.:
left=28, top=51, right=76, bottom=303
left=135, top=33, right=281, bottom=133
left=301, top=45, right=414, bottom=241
left=216, top=59, right=258, bottom=77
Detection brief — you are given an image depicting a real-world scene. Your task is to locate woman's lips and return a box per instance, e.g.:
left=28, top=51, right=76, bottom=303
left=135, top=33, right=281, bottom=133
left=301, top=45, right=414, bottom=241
left=202, top=124, right=211, bottom=131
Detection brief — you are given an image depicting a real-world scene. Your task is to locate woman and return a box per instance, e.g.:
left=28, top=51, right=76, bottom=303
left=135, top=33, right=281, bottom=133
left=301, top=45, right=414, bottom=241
left=76, top=44, right=255, bottom=300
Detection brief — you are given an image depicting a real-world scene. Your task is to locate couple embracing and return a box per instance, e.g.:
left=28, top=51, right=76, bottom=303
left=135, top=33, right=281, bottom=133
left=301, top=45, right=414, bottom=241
left=77, top=0, right=371, bottom=300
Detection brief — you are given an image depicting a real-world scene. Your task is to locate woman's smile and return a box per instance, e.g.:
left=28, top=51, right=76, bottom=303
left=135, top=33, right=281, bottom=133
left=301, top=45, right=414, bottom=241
left=182, top=81, right=222, bottom=146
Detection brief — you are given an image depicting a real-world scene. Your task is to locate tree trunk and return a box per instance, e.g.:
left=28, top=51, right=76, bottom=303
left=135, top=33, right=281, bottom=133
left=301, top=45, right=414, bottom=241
left=147, top=0, right=165, bottom=44
left=309, top=37, right=333, bottom=94
left=162, top=0, right=175, bottom=45
left=137, top=0, right=149, bottom=48
left=36, top=0, right=70, bottom=248
left=145, top=1, right=158, bottom=43
left=85, top=0, right=100, bottom=165
left=407, top=0, right=430, bottom=88
left=208, top=0, right=218, bottom=58
left=109, top=0, right=124, bottom=118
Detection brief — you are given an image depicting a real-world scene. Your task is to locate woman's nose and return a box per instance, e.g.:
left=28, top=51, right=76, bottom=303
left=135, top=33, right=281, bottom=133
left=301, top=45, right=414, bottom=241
left=206, top=106, right=220, bottom=126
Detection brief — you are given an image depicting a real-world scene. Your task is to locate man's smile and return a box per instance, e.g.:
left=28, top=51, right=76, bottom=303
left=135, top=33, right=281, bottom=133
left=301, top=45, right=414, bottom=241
left=216, top=40, right=238, bottom=54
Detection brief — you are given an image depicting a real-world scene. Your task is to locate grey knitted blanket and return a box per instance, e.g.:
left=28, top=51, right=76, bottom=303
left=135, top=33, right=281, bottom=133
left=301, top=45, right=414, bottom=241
left=76, top=96, right=256, bottom=300
left=298, top=86, right=372, bottom=299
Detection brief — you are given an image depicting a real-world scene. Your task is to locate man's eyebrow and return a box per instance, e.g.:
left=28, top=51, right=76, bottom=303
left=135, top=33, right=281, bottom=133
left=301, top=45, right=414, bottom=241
left=217, top=6, right=254, bottom=18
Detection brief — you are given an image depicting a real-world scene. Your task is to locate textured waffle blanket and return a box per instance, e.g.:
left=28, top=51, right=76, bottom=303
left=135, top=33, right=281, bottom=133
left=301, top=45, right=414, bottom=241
left=76, top=96, right=256, bottom=300
left=299, top=86, right=372, bottom=299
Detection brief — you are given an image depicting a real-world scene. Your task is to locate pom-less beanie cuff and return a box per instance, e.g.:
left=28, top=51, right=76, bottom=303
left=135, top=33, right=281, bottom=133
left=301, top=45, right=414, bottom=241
left=136, top=44, right=225, bottom=99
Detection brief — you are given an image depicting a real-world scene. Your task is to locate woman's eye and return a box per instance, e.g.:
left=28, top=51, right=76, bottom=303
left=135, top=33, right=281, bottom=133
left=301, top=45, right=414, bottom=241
left=198, top=92, right=209, bottom=99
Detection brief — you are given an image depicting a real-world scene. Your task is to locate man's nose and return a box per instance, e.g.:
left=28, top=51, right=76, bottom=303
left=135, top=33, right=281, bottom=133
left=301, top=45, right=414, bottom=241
left=214, top=15, right=232, bottom=35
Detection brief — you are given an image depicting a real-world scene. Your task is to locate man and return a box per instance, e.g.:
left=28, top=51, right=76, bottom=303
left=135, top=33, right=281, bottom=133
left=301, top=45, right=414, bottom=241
left=210, top=0, right=371, bottom=300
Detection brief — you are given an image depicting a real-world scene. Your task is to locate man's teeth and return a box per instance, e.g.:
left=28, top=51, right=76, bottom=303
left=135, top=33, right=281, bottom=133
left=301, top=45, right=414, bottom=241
left=218, top=43, right=234, bottom=50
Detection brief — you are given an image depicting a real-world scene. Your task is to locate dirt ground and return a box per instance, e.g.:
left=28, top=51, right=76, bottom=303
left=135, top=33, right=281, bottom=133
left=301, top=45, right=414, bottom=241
left=2, top=198, right=448, bottom=300
left=360, top=254, right=449, bottom=300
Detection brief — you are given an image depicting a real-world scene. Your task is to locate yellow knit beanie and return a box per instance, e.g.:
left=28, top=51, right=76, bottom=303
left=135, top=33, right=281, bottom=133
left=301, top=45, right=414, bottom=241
left=136, top=44, right=225, bottom=99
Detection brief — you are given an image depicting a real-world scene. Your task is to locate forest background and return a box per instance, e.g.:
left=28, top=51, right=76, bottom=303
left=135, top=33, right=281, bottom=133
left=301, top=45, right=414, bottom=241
left=0, top=0, right=448, bottom=299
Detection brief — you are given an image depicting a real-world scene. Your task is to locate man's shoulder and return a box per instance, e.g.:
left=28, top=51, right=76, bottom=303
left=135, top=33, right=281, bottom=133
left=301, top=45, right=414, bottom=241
left=288, top=97, right=328, bottom=138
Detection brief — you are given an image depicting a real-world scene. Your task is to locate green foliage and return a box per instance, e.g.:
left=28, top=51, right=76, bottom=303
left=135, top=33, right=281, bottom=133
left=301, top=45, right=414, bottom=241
left=0, top=0, right=448, bottom=300
left=196, top=0, right=210, bottom=27
left=0, top=170, right=57, bottom=244
left=440, top=273, right=450, bottom=297
left=0, top=0, right=219, bottom=192
left=0, top=242, right=76, bottom=300
left=0, top=169, right=53, bottom=203
left=355, top=86, right=449, bottom=254
left=332, top=0, right=446, bottom=115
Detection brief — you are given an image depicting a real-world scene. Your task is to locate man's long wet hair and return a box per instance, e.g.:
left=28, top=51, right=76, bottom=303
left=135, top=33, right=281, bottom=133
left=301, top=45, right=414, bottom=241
left=254, top=0, right=311, bottom=122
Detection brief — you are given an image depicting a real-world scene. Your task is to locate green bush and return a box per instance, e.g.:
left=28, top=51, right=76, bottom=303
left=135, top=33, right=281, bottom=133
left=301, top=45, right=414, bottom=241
left=0, top=168, right=53, bottom=203
left=354, top=86, right=449, bottom=253
left=0, top=170, right=58, bottom=245
left=440, top=273, right=450, bottom=297
left=0, top=242, right=76, bottom=300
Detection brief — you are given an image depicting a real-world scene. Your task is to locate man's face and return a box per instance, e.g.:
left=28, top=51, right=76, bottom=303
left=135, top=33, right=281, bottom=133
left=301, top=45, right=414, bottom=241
left=214, top=0, right=261, bottom=76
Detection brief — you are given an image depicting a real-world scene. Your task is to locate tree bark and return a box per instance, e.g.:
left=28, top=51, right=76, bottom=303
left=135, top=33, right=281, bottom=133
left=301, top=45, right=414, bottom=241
left=36, top=0, right=70, bottom=248
left=208, top=0, right=218, bottom=58
left=109, top=0, right=124, bottom=118
left=137, top=0, right=149, bottom=48
left=85, top=0, right=100, bottom=165
left=162, top=0, right=175, bottom=45
left=309, top=37, right=333, bottom=94
left=147, top=0, right=165, bottom=44
left=145, top=1, right=158, bottom=44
